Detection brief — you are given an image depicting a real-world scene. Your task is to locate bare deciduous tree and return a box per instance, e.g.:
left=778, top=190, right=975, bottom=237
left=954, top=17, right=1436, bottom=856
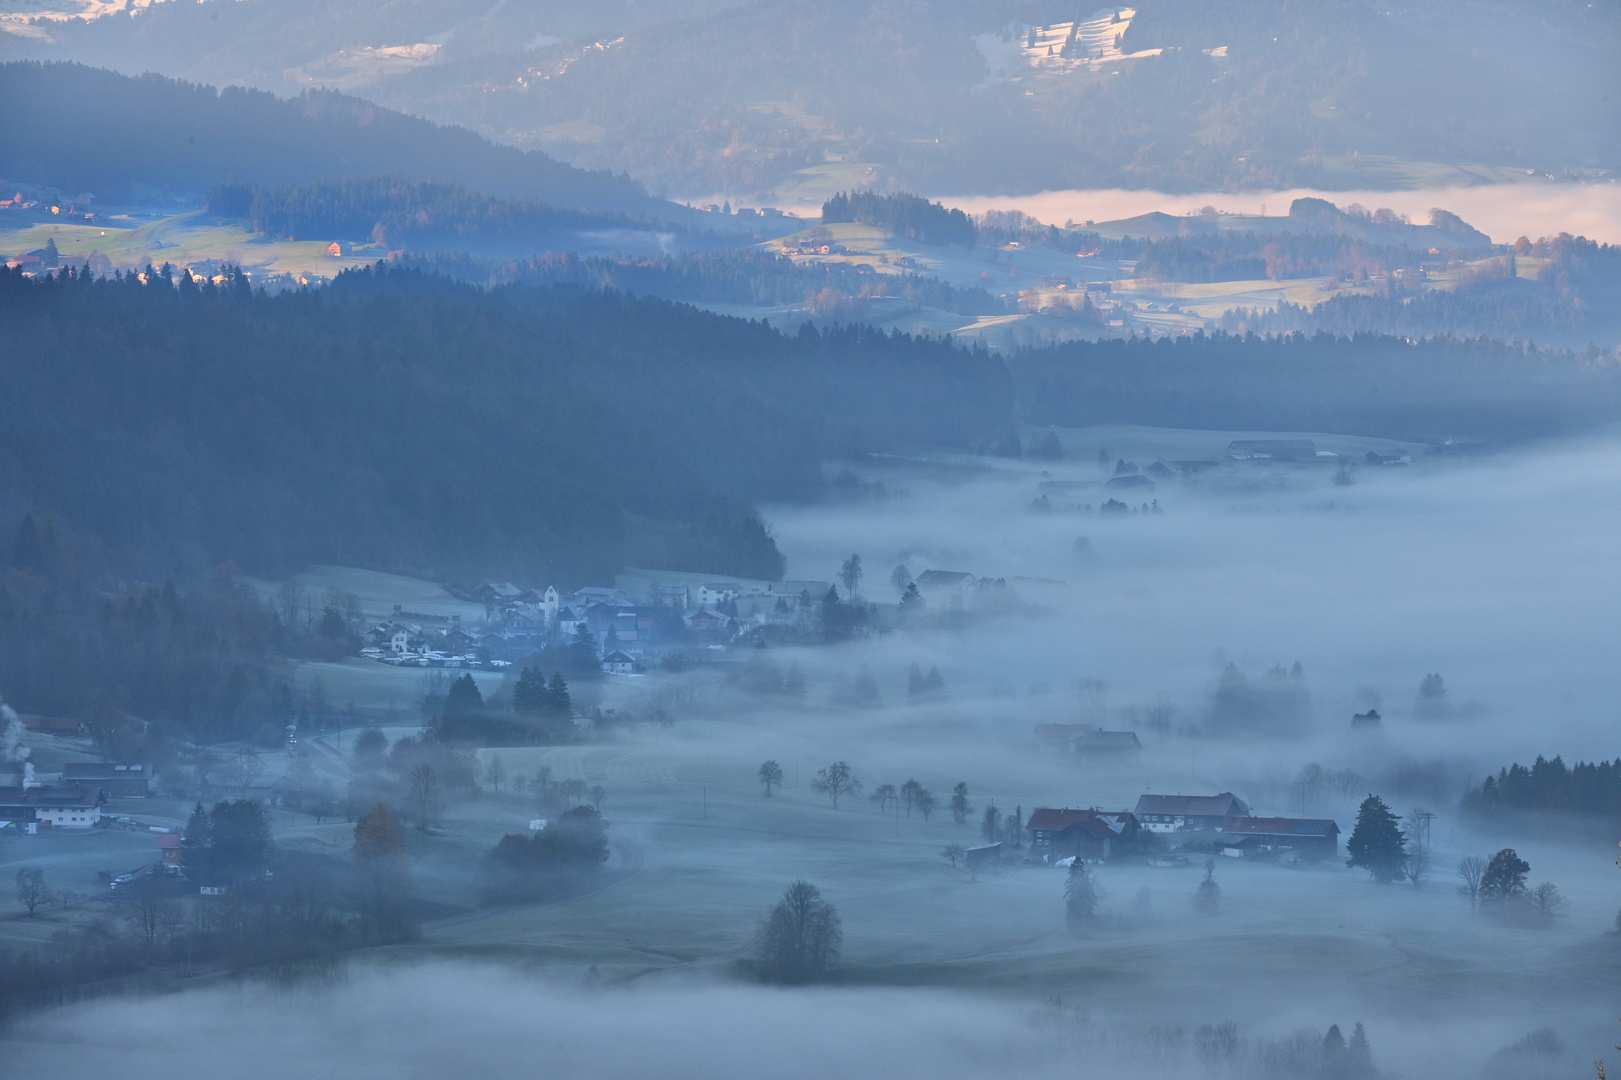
left=757, top=760, right=783, bottom=796
left=754, top=880, right=841, bottom=984
left=15, top=867, right=51, bottom=916
left=810, top=761, right=860, bottom=808
left=406, top=764, right=441, bottom=831
left=1457, top=855, right=1488, bottom=909
left=942, top=844, right=966, bottom=869
left=1527, top=881, right=1567, bottom=922
left=870, top=783, right=898, bottom=812
left=483, top=754, right=506, bottom=793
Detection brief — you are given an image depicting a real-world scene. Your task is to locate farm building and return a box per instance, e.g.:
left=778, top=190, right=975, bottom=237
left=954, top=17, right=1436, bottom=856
left=1133, top=792, right=1252, bottom=833
left=1075, top=730, right=1142, bottom=762
left=1220, top=817, right=1341, bottom=860
left=61, top=762, right=153, bottom=798
left=0, top=784, right=103, bottom=829
left=1025, top=807, right=1140, bottom=861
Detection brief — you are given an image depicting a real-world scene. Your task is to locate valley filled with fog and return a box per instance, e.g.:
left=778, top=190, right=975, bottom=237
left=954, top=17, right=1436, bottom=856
left=7, top=426, right=1619, bottom=1079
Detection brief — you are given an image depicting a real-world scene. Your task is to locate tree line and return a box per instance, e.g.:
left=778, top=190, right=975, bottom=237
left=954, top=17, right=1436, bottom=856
left=1462, top=755, right=1621, bottom=821
left=205, top=176, right=676, bottom=252
left=1006, top=330, right=1621, bottom=443
left=397, top=248, right=1002, bottom=316
left=0, top=263, right=1011, bottom=591
left=821, top=190, right=977, bottom=247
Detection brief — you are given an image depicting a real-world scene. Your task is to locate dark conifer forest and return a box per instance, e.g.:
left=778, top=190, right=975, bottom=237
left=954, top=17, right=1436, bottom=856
left=0, top=263, right=1011, bottom=585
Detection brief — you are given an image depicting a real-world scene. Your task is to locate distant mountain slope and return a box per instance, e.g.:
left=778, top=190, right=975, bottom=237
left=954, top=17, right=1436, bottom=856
left=7, top=2, right=1612, bottom=198
left=0, top=62, right=682, bottom=217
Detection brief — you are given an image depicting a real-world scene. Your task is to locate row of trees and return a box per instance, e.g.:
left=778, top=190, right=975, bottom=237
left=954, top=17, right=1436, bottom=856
left=760, top=760, right=973, bottom=823
left=1462, top=755, right=1621, bottom=821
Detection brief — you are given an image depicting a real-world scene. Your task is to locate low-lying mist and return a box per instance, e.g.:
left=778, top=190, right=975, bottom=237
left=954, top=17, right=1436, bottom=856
left=6, top=960, right=1615, bottom=1080
left=762, top=427, right=1621, bottom=773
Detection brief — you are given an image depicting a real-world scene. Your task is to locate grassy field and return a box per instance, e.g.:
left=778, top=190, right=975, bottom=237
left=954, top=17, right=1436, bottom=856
left=0, top=209, right=384, bottom=280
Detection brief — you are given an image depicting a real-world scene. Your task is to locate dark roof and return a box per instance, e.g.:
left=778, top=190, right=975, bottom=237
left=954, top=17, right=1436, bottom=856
left=1223, top=816, right=1339, bottom=838
left=914, top=570, right=975, bottom=587
left=62, top=762, right=152, bottom=780
left=1078, top=730, right=1141, bottom=749
left=1025, top=808, right=1136, bottom=837
left=0, top=784, right=101, bottom=809
left=1229, top=439, right=1315, bottom=452
left=1133, top=792, right=1251, bottom=818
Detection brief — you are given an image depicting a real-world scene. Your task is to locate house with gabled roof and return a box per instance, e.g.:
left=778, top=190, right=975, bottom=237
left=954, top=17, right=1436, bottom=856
left=1025, top=807, right=1140, bottom=861
left=1133, top=792, right=1251, bottom=833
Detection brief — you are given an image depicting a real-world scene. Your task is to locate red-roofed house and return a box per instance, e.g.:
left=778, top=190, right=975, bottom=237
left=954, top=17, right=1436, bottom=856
left=159, top=832, right=184, bottom=866
left=1025, top=807, right=1140, bottom=861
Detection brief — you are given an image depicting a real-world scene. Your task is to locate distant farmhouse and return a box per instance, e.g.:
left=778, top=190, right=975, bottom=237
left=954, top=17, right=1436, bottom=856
left=1133, top=792, right=1252, bottom=833
left=1033, top=724, right=1141, bottom=762
left=0, top=784, right=102, bottom=830
left=1221, top=816, right=1340, bottom=860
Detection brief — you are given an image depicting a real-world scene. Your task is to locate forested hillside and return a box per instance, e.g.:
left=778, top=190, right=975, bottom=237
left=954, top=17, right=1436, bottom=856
left=0, top=264, right=1011, bottom=586
left=396, top=249, right=1001, bottom=315
left=206, top=176, right=684, bottom=252
left=0, top=62, right=675, bottom=215
left=1234, top=234, right=1621, bottom=348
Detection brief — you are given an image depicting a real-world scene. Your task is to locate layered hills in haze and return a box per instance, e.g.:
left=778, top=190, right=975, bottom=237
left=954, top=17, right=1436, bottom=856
left=5, top=0, right=1615, bottom=197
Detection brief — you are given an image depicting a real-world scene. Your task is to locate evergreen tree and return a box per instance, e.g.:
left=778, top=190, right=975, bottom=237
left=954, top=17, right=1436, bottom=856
left=443, top=673, right=484, bottom=719
left=899, top=581, right=924, bottom=612
left=980, top=803, right=1002, bottom=844
left=1065, top=859, right=1101, bottom=930
left=208, top=799, right=270, bottom=883
left=950, top=781, right=971, bottom=823
left=923, top=667, right=945, bottom=694
left=1347, top=1022, right=1377, bottom=1079
left=1346, top=795, right=1407, bottom=882
left=181, top=801, right=213, bottom=882
left=1322, top=1024, right=1348, bottom=1079
left=569, top=622, right=598, bottom=671
left=512, top=667, right=547, bottom=715
left=546, top=672, right=572, bottom=718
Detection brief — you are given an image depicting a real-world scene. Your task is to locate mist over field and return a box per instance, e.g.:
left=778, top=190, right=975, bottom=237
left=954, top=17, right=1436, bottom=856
left=6, top=959, right=1619, bottom=1080
left=2, top=1, right=1619, bottom=1075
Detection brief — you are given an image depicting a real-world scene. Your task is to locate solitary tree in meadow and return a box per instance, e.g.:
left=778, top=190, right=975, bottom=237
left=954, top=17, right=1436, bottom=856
left=758, top=760, right=784, bottom=797
left=1346, top=795, right=1406, bottom=882
left=811, top=761, right=861, bottom=808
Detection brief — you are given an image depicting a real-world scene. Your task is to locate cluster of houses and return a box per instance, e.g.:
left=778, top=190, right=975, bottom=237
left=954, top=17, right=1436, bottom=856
left=361, top=578, right=843, bottom=673
left=0, top=762, right=154, bottom=833
left=1024, top=790, right=1340, bottom=864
